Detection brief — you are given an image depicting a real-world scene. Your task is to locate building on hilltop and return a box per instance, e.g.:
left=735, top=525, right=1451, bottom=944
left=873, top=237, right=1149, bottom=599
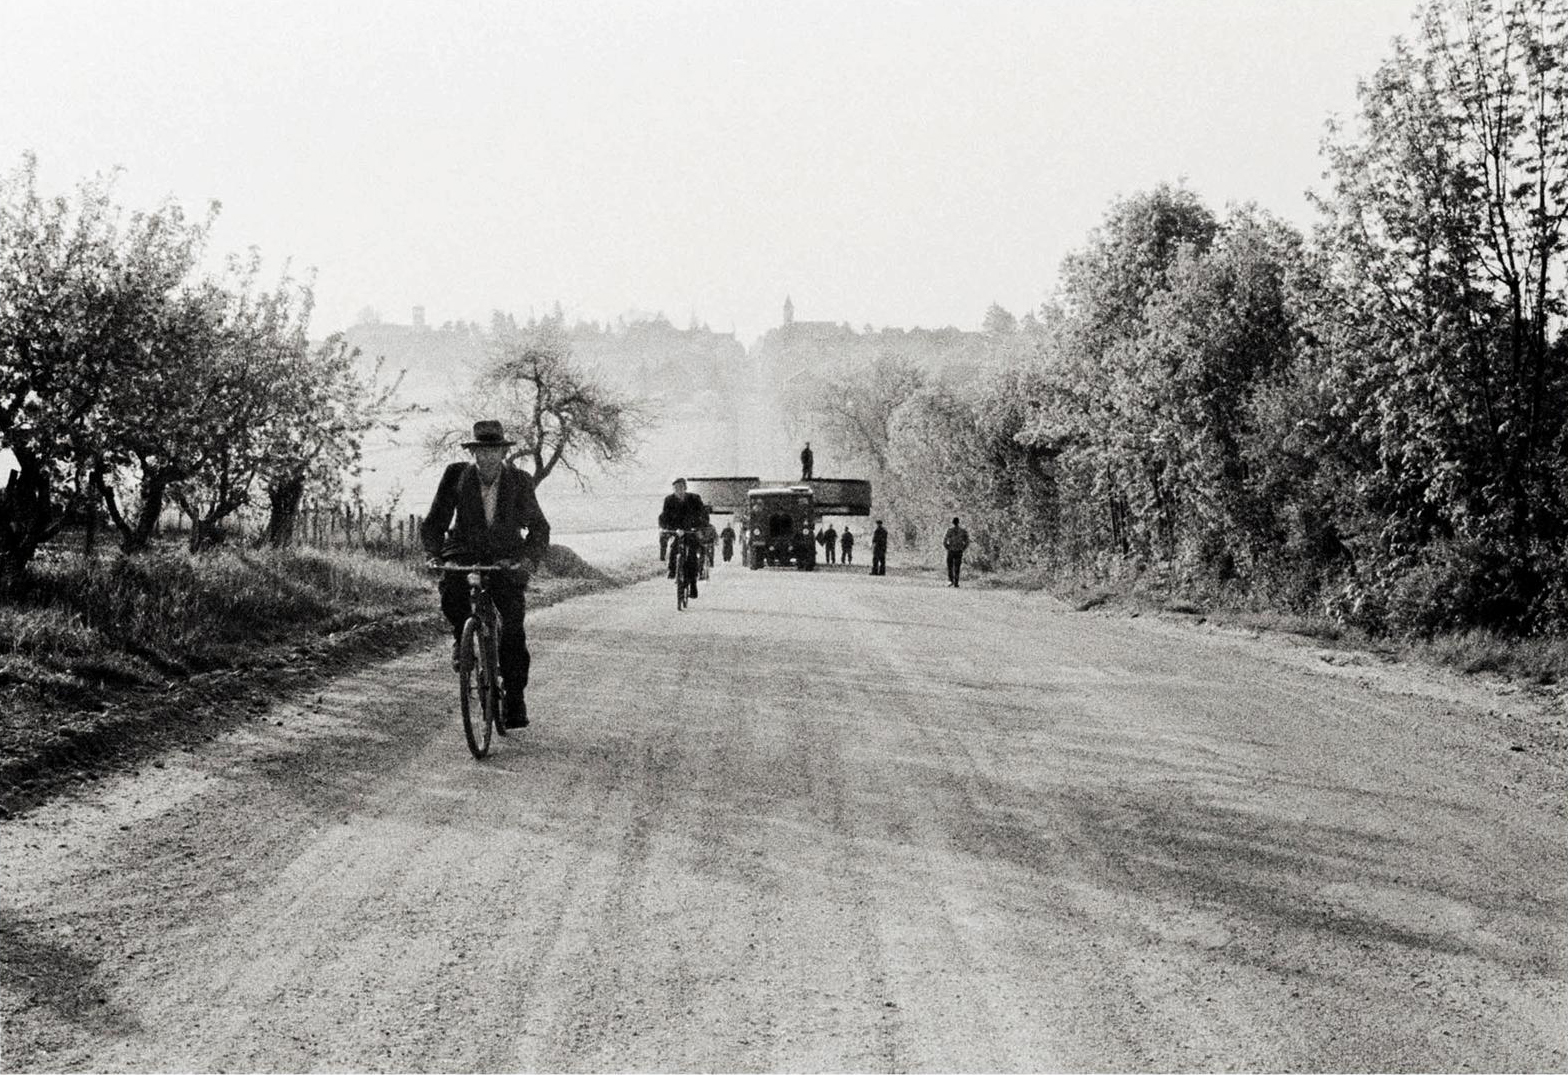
left=753, top=297, right=991, bottom=386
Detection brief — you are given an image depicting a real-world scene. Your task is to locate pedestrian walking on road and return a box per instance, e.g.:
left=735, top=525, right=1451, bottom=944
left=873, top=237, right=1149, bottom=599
left=823, top=523, right=837, bottom=565
left=800, top=441, right=814, bottom=480
left=870, top=520, right=888, bottom=576
left=840, top=527, right=854, bottom=565
left=943, top=516, right=970, bottom=587
left=720, top=523, right=735, bottom=562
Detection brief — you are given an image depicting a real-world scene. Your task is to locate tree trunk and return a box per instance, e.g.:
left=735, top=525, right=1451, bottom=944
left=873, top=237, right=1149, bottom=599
left=266, top=475, right=306, bottom=548
left=0, top=448, right=56, bottom=588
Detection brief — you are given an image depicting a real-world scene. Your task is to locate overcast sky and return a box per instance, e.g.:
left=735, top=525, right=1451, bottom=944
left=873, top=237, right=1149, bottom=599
left=2, top=0, right=1419, bottom=343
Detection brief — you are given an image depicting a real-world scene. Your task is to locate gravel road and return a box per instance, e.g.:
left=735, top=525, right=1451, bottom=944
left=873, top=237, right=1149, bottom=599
left=2, top=562, right=1565, bottom=1072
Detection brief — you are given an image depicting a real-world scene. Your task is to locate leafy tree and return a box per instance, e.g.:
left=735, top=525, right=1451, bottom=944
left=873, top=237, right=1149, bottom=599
left=0, top=154, right=213, bottom=579
left=1138, top=207, right=1308, bottom=582
left=982, top=302, right=1018, bottom=336
left=93, top=277, right=230, bottom=552
left=1314, top=0, right=1568, bottom=630
left=1019, top=183, right=1219, bottom=563
left=260, top=338, right=407, bottom=548
left=164, top=259, right=316, bottom=550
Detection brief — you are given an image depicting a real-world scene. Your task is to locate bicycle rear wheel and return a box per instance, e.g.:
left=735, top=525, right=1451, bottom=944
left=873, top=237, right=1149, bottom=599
left=459, top=618, right=491, bottom=758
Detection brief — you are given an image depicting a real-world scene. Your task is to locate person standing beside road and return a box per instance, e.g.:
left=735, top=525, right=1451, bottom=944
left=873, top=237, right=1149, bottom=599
left=720, top=523, right=736, bottom=562
left=659, top=477, right=710, bottom=599
left=800, top=441, right=814, bottom=480
left=870, top=519, right=888, bottom=575
left=840, top=527, right=854, bottom=565
left=421, top=420, right=550, bottom=730
left=823, top=522, right=838, bottom=565
left=943, top=516, right=970, bottom=587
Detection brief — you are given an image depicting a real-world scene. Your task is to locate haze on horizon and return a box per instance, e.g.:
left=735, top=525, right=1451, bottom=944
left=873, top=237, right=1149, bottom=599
left=2, top=0, right=1419, bottom=344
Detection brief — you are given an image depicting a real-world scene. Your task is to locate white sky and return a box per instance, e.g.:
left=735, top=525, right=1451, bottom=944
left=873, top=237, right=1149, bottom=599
left=1, top=0, right=1418, bottom=344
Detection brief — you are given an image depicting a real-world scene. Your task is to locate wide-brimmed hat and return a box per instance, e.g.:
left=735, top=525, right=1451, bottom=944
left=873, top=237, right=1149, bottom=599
left=462, top=419, right=515, bottom=449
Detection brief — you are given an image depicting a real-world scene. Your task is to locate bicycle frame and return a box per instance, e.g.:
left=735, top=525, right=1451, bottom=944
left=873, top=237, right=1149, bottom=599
left=433, top=564, right=515, bottom=758
left=668, top=530, right=699, bottom=610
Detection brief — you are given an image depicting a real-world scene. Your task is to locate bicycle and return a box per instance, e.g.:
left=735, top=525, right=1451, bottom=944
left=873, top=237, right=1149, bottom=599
left=432, top=564, right=516, bottom=758
left=668, top=529, right=699, bottom=610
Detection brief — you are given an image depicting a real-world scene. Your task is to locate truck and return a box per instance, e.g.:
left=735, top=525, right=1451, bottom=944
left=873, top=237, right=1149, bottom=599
left=683, top=476, right=872, bottom=571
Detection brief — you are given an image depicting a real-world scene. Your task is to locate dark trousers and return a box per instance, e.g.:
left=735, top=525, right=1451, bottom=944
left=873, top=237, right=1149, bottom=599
left=722, top=542, right=734, bottom=562
left=842, top=546, right=852, bottom=564
left=659, top=531, right=670, bottom=561
left=871, top=548, right=886, bottom=575
left=666, top=534, right=700, bottom=596
left=440, top=575, right=530, bottom=690
left=946, top=550, right=964, bottom=586
left=825, top=544, right=836, bottom=564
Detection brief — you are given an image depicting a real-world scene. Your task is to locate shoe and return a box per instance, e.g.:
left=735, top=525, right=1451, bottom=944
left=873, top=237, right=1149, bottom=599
left=504, top=694, right=528, bottom=730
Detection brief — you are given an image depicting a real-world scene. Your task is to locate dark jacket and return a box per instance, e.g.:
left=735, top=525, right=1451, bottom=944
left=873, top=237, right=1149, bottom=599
left=420, top=462, right=550, bottom=564
left=871, top=525, right=888, bottom=550
left=659, top=491, right=709, bottom=532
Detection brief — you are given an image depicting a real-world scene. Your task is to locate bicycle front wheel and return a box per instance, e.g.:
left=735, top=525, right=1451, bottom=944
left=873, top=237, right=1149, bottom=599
left=482, top=623, right=505, bottom=738
left=459, top=618, right=491, bottom=759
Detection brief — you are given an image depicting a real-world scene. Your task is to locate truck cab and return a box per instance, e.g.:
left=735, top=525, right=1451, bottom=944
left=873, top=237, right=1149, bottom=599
left=746, top=486, right=817, bottom=569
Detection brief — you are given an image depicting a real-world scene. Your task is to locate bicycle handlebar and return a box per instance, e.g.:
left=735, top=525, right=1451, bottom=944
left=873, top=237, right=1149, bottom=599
left=428, top=563, right=523, bottom=573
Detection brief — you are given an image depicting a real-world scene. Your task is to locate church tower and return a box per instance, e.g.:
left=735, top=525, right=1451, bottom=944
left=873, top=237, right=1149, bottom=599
left=783, top=295, right=794, bottom=326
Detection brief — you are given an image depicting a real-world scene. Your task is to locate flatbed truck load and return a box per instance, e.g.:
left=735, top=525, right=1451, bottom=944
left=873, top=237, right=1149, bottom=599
left=684, top=476, right=871, bottom=571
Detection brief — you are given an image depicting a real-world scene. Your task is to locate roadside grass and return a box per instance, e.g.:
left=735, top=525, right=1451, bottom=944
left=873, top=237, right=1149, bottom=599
left=3, top=546, right=427, bottom=694
left=1, top=540, right=647, bottom=699
left=0, top=539, right=659, bottom=815
left=978, top=563, right=1564, bottom=686
left=1408, top=630, right=1568, bottom=685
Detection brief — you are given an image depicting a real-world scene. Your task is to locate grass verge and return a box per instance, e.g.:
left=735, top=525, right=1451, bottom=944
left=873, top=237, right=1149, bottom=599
left=977, top=563, right=1567, bottom=687
left=0, top=543, right=659, bottom=817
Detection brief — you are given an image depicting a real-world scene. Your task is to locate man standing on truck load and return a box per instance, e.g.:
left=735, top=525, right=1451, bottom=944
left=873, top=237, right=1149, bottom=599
left=870, top=520, right=888, bottom=575
left=421, top=420, right=550, bottom=730
left=800, top=441, right=814, bottom=480
left=840, top=527, right=854, bottom=564
left=720, top=523, right=736, bottom=562
left=943, top=516, right=970, bottom=587
left=659, top=477, right=709, bottom=599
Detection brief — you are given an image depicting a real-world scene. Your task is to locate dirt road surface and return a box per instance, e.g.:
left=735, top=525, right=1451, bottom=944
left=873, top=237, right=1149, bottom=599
left=3, top=563, right=1565, bottom=1071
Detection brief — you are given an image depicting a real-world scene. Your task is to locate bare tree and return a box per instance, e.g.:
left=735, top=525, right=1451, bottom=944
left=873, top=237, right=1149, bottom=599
left=430, top=314, right=653, bottom=487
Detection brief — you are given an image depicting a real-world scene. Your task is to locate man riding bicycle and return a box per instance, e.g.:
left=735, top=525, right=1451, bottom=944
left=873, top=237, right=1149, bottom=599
left=659, top=477, right=709, bottom=600
left=421, top=420, right=550, bottom=729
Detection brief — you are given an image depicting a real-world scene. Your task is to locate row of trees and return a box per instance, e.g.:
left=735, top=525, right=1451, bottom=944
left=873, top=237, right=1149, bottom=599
left=800, top=0, right=1568, bottom=635
left=0, top=155, right=401, bottom=586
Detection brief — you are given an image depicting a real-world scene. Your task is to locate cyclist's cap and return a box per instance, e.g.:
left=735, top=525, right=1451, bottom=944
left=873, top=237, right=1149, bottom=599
left=671, top=476, right=686, bottom=486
